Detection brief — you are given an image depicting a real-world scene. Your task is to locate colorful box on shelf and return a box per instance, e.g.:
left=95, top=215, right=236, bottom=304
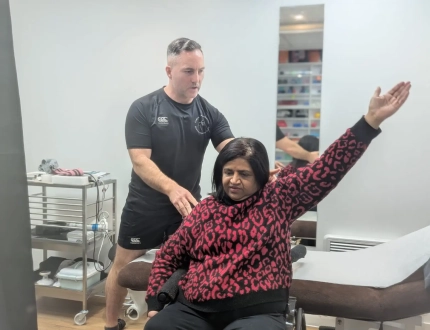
left=277, top=120, right=287, bottom=127
left=292, top=122, right=309, bottom=128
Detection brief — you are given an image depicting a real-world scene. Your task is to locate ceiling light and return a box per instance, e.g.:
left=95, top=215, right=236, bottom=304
left=294, top=14, right=304, bottom=20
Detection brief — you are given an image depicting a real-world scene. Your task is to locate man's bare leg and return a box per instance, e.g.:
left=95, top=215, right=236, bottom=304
left=105, top=245, right=146, bottom=328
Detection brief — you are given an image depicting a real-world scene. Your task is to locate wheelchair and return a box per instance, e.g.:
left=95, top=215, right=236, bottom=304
left=286, top=296, right=306, bottom=330
left=110, top=244, right=308, bottom=330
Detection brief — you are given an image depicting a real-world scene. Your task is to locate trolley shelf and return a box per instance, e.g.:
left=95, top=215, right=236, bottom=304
left=35, top=278, right=107, bottom=301
left=27, top=178, right=116, bottom=189
left=31, top=231, right=115, bottom=253
left=28, top=178, right=117, bottom=326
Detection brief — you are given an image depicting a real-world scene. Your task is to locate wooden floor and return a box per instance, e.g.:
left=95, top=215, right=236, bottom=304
left=36, top=296, right=316, bottom=329
left=37, top=296, right=147, bottom=329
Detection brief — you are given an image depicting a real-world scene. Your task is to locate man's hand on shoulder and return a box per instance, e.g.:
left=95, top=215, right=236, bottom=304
left=128, top=149, right=197, bottom=217
left=166, top=182, right=198, bottom=217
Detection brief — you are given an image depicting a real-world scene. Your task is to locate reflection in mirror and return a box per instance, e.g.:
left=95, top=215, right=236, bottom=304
left=275, top=4, right=324, bottom=249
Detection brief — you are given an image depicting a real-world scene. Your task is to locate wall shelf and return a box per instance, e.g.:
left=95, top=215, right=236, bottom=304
left=276, top=62, right=322, bottom=165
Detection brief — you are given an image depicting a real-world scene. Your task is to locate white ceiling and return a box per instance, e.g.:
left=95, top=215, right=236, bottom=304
left=279, top=4, right=324, bottom=51
left=280, top=4, right=324, bottom=25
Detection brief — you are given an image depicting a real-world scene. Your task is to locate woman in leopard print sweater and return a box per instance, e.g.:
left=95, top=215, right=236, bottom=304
left=144, top=82, right=411, bottom=330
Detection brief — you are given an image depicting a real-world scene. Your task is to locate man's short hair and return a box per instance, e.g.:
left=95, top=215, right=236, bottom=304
left=167, top=38, right=203, bottom=58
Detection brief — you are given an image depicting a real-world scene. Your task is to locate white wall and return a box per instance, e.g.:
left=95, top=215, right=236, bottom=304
left=315, top=0, right=430, bottom=248
left=10, top=0, right=280, bottom=229
left=280, top=0, right=430, bottom=247
left=13, top=0, right=430, bottom=260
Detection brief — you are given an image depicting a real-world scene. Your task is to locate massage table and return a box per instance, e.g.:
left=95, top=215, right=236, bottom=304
left=291, top=225, right=430, bottom=329
left=291, top=211, right=317, bottom=245
left=116, top=225, right=430, bottom=330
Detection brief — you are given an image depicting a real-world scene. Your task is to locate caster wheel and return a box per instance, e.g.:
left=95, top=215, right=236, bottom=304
left=126, top=306, right=140, bottom=321
left=74, top=312, right=87, bottom=326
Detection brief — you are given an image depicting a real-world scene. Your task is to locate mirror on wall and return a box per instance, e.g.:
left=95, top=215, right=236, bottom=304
left=275, top=4, right=324, bottom=249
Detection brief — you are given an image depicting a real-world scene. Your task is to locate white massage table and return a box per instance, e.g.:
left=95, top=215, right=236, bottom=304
left=291, top=225, right=430, bottom=329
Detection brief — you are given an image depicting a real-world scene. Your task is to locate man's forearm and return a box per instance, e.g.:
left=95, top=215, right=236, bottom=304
left=132, top=156, right=176, bottom=195
left=127, top=149, right=198, bottom=215
left=276, top=137, right=312, bottom=162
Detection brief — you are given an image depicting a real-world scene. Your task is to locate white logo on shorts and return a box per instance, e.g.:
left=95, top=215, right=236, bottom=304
left=130, top=238, right=141, bottom=244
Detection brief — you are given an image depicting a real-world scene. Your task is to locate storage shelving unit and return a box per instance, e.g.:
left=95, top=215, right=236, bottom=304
left=276, top=62, right=322, bottom=165
left=28, top=178, right=117, bottom=325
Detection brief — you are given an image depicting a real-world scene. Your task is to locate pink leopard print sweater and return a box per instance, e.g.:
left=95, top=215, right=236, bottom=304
left=146, top=117, right=381, bottom=312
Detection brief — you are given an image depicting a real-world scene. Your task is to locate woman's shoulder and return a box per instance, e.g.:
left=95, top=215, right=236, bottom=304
left=199, top=195, right=215, bottom=205
left=198, top=195, right=222, bottom=212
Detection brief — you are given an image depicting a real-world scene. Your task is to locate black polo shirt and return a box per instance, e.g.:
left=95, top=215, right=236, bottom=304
left=276, top=125, right=285, bottom=141
left=124, top=87, right=234, bottom=215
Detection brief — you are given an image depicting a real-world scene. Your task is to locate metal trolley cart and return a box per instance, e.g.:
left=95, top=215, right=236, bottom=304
left=28, top=178, right=117, bottom=325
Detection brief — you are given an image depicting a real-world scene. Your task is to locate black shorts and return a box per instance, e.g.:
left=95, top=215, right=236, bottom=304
left=118, top=207, right=182, bottom=250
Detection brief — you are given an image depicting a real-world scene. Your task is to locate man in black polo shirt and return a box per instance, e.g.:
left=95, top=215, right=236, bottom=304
left=104, top=38, right=234, bottom=330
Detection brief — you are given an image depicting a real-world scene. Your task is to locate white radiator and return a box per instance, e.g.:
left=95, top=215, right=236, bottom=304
left=323, top=235, right=387, bottom=252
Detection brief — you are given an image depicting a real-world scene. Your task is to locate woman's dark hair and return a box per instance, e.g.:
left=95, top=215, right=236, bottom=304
left=291, top=135, right=320, bottom=169
left=212, top=138, right=270, bottom=201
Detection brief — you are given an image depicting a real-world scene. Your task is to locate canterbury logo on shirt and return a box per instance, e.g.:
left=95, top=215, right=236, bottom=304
left=157, top=117, right=169, bottom=125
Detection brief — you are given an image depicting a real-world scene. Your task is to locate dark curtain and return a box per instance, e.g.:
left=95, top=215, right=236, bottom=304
left=0, top=0, right=38, bottom=329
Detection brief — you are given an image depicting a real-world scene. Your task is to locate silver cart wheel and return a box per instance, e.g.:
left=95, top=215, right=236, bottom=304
left=74, top=311, right=88, bottom=326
